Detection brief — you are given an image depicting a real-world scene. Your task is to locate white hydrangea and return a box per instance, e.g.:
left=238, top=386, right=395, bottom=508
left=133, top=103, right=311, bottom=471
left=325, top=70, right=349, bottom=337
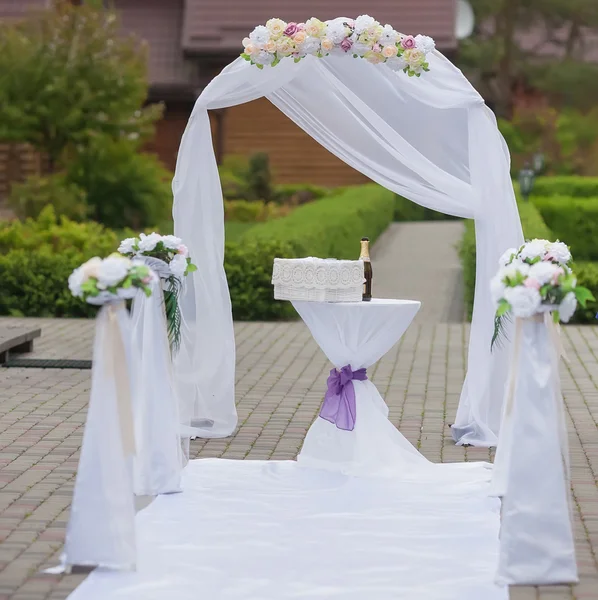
left=351, top=41, right=370, bottom=56
left=327, top=21, right=348, bottom=44
left=249, top=25, right=271, bottom=46
left=354, top=15, right=376, bottom=34
left=415, top=34, right=435, bottom=53
left=529, top=261, right=561, bottom=285
left=300, top=37, right=321, bottom=56
left=379, top=24, right=398, bottom=46
left=559, top=292, right=577, bottom=323
left=97, top=255, right=131, bottom=289
left=170, top=253, right=188, bottom=279
left=253, top=50, right=275, bottom=65
left=498, top=247, right=517, bottom=267
left=519, top=239, right=549, bottom=262
left=385, top=56, right=408, bottom=71
left=161, top=235, right=182, bottom=250
left=118, top=237, right=137, bottom=255
left=68, top=266, right=85, bottom=297
left=504, top=286, right=542, bottom=318
left=546, top=241, right=572, bottom=265
left=138, top=232, right=162, bottom=252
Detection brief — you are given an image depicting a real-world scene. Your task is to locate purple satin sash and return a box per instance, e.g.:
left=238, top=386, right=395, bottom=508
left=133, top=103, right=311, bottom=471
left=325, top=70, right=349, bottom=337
left=319, top=365, right=367, bottom=431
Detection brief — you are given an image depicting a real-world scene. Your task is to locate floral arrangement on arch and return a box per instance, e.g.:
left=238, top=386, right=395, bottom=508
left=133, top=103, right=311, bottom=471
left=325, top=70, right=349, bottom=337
left=68, top=254, right=154, bottom=305
left=241, top=15, right=435, bottom=76
left=118, top=233, right=198, bottom=352
left=490, top=239, right=594, bottom=348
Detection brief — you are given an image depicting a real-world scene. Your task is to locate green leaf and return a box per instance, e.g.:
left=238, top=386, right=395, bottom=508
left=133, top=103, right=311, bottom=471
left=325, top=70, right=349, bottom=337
left=553, top=310, right=560, bottom=323
left=186, top=262, right=198, bottom=273
left=574, top=286, right=595, bottom=307
left=294, top=57, right=301, bottom=63
left=496, top=298, right=511, bottom=317
left=256, top=63, right=263, bottom=70
left=240, top=53, right=251, bottom=61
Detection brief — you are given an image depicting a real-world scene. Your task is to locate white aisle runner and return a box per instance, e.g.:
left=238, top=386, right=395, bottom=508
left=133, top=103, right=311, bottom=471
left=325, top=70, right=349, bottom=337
left=68, top=458, right=506, bottom=600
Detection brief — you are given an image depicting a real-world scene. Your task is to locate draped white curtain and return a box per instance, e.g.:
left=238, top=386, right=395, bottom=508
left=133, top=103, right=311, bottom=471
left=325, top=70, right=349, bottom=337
left=173, top=50, right=523, bottom=446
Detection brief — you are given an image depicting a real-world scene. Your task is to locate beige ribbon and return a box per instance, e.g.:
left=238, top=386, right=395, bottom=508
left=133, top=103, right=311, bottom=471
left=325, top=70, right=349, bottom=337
left=103, top=302, right=136, bottom=457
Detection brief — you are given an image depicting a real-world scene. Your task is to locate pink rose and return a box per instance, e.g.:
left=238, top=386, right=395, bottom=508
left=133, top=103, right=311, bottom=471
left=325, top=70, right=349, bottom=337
left=340, top=37, right=353, bottom=52
left=524, top=278, right=541, bottom=291
left=297, top=23, right=305, bottom=31
left=544, top=252, right=556, bottom=262
left=284, top=22, right=298, bottom=37
left=551, top=267, right=564, bottom=285
left=178, top=244, right=189, bottom=257
left=373, top=43, right=382, bottom=53
left=401, top=35, right=416, bottom=49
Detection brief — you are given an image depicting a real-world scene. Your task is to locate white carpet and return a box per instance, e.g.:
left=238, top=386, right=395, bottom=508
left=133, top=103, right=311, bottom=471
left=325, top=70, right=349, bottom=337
left=67, top=458, right=507, bottom=600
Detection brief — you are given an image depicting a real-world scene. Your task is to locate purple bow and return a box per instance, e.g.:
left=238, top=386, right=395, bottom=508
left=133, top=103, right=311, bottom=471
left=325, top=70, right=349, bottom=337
left=319, top=365, right=367, bottom=431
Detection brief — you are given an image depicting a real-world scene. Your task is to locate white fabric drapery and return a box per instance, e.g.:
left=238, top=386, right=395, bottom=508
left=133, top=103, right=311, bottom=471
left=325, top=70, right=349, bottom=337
left=172, top=50, right=524, bottom=446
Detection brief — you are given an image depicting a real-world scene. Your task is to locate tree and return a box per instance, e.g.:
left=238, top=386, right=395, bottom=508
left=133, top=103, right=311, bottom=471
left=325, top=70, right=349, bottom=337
left=457, top=0, right=598, bottom=117
left=0, top=0, right=162, bottom=171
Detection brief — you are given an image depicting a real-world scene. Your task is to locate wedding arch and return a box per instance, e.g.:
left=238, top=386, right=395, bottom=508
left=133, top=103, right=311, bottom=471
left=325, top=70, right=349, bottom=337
left=172, top=16, right=524, bottom=448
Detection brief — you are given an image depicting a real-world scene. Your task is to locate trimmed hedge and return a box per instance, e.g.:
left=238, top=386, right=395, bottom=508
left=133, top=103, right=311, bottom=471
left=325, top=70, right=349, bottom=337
left=531, top=176, right=598, bottom=199
left=241, top=184, right=396, bottom=258
left=572, top=262, right=598, bottom=324
left=459, top=202, right=554, bottom=319
left=532, top=196, right=598, bottom=261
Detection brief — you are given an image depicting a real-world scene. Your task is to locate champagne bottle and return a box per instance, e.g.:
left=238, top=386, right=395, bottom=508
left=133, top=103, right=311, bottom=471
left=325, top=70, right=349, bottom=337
left=359, top=237, right=372, bottom=302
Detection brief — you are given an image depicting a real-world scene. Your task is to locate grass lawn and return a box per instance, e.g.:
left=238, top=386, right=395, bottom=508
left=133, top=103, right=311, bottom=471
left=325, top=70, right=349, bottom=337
left=225, top=221, right=255, bottom=241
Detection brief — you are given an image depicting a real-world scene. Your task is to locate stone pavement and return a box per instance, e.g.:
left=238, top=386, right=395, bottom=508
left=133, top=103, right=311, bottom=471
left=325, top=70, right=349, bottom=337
left=371, top=221, right=465, bottom=323
left=0, top=317, right=597, bottom=599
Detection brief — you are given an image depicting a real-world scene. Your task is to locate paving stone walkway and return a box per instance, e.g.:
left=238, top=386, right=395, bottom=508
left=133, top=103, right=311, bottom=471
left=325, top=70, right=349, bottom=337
left=0, top=315, right=598, bottom=599
left=371, top=221, right=465, bottom=323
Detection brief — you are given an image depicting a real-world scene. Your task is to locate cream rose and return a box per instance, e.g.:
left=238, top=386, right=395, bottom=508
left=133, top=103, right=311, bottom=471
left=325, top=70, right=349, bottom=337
left=305, top=18, right=324, bottom=38
left=321, top=38, right=334, bottom=52
left=245, top=43, right=258, bottom=56
left=265, top=40, right=277, bottom=53
left=81, top=257, right=103, bottom=280
left=276, top=38, right=295, bottom=56
left=293, top=31, right=306, bottom=44
left=404, top=49, right=424, bottom=67
left=266, top=18, right=286, bottom=39
left=382, top=45, right=398, bottom=58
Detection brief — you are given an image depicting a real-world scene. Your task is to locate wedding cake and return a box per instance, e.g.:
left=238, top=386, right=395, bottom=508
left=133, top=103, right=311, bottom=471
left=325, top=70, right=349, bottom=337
left=272, top=257, right=365, bottom=302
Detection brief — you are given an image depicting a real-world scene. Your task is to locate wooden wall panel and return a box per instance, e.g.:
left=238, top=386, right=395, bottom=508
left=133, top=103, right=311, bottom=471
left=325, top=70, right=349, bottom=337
left=222, top=98, right=369, bottom=187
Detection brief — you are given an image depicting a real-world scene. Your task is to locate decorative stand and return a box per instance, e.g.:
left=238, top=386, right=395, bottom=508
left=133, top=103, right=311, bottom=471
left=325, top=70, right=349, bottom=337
left=130, top=259, right=183, bottom=496
left=61, top=301, right=137, bottom=571
left=491, top=314, right=577, bottom=585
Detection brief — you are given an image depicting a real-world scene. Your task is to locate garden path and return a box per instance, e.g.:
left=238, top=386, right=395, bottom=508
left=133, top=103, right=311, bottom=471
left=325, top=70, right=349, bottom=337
left=371, top=221, right=465, bottom=323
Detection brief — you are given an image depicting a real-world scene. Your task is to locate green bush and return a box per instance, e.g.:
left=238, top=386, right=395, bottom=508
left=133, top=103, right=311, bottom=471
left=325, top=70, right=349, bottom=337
left=241, top=184, right=395, bottom=258
left=272, top=183, right=330, bottom=205
left=224, top=200, right=289, bottom=223
left=532, top=196, right=598, bottom=261
left=0, top=205, right=122, bottom=255
left=67, top=137, right=172, bottom=229
left=225, top=240, right=298, bottom=321
left=572, top=262, right=598, bottom=324
left=0, top=250, right=96, bottom=318
left=531, top=176, right=598, bottom=198
left=8, top=174, right=88, bottom=221
left=394, top=195, right=457, bottom=221
left=459, top=202, right=554, bottom=319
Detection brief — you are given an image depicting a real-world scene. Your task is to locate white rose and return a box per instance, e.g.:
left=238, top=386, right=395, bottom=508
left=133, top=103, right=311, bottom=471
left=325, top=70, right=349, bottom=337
left=559, top=292, right=577, bottom=323
left=249, top=25, right=271, bottom=46
left=499, top=261, right=530, bottom=280
left=68, top=266, right=85, bottom=297
left=504, top=286, right=542, bottom=318
left=118, top=237, right=138, bottom=255
left=546, top=241, right=572, bottom=265
left=97, top=256, right=131, bottom=289
left=415, top=34, right=435, bottom=54
left=170, top=254, right=188, bottom=279
left=161, top=235, right=182, bottom=250
left=498, top=247, right=517, bottom=267
left=138, top=232, right=162, bottom=252
left=379, top=24, right=398, bottom=46
left=354, top=15, right=376, bottom=34
left=80, top=257, right=102, bottom=280
left=519, top=239, right=549, bottom=262
left=529, top=261, right=561, bottom=285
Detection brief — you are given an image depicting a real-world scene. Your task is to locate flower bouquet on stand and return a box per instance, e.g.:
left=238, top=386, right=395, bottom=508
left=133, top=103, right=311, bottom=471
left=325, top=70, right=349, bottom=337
left=59, top=255, right=154, bottom=572
left=118, top=233, right=197, bottom=353
left=489, top=239, right=593, bottom=586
